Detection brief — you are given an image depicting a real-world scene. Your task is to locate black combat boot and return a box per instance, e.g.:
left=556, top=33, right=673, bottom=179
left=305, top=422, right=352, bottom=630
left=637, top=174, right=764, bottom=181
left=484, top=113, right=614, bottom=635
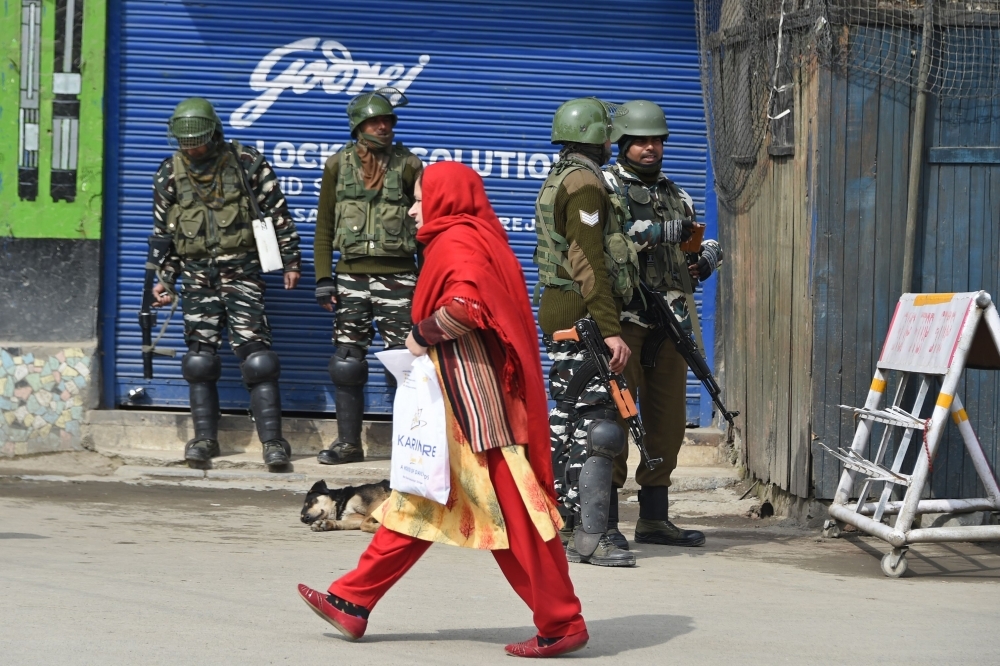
left=634, top=486, right=706, bottom=547
left=565, top=532, right=636, bottom=567
left=241, top=348, right=291, bottom=469
left=250, top=381, right=291, bottom=468
left=605, top=487, right=629, bottom=550
left=261, top=438, right=292, bottom=467
left=184, top=438, right=220, bottom=463
left=317, top=384, right=365, bottom=465
left=319, top=348, right=367, bottom=465
left=185, top=382, right=221, bottom=462
left=182, top=349, right=222, bottom=464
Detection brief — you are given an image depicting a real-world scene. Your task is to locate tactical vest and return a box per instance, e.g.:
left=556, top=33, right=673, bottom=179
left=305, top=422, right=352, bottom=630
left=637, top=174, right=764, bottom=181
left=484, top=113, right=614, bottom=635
left=332, top=142, right=417, bottom=260
left=166, top=141, right=257, bottom=260
left=605, top=164, right=694, bottom=294
left=534, top=156, right=639, bottom=304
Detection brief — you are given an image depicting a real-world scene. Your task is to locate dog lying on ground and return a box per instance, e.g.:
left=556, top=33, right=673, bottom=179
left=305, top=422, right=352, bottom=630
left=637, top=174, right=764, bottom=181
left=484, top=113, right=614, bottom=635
left=300, top=479, right=390, bottom=533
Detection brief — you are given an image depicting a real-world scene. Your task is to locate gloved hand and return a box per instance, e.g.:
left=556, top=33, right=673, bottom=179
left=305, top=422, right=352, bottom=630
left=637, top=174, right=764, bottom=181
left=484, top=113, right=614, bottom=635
left=695, top=239, right=723, bottom=281
left=663, top=219, right=695, bottom=244
left=315, top=277, right=337, bottom=310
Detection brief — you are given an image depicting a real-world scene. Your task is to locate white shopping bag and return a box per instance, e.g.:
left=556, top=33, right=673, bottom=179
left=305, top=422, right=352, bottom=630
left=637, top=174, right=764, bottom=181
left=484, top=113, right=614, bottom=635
left=252, top=216, right=284, bottom=273
left=376, top=351, right=450, bottom=505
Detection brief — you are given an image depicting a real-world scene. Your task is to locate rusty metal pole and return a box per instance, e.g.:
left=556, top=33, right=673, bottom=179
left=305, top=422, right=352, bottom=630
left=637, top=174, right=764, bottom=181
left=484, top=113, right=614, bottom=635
left=901, top=0, right=935, bottom=294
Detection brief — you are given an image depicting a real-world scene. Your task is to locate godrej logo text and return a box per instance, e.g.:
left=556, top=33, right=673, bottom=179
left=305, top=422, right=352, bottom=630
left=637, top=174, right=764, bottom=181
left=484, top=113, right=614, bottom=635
left=231, top=38, right=430, bottom=129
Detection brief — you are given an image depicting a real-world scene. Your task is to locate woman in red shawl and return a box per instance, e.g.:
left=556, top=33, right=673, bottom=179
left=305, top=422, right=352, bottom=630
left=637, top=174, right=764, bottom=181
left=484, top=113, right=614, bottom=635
left=297, top=161, right=588, bottom=658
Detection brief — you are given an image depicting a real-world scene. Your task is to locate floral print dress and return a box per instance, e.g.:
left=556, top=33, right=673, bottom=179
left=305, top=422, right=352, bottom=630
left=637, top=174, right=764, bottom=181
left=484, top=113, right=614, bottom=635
left=378, top=307, right=563, bottom=549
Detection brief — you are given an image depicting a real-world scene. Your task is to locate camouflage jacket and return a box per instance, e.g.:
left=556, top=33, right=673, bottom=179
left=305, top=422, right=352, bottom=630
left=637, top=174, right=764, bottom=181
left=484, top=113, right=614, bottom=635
left=152, top=142, right=301, bottom=285
left=604, top=162, right=706, bottom=329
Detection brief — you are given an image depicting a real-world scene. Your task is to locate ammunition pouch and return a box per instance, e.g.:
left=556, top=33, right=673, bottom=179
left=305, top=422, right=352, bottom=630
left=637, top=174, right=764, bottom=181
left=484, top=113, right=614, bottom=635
left=166, top=143, right=257, bottom=259
left=533, top=158, right=638, bottom=304
left=606, top=163, right=692, bottom=294
left=333, top=143, right=416, bottom=260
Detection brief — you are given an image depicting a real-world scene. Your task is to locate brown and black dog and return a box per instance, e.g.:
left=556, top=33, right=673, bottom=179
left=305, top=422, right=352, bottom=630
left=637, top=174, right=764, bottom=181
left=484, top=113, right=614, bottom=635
left=300, top=479, right=390, bottom=533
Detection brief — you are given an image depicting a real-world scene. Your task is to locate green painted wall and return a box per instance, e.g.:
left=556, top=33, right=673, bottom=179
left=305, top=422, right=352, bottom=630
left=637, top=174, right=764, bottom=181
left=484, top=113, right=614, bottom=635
left=0, top=0, right=106, bottom=239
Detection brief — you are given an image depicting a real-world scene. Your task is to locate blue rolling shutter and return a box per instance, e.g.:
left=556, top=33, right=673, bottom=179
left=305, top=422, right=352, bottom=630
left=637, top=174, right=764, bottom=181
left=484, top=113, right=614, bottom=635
left=102, top=0, right=712, bottom=422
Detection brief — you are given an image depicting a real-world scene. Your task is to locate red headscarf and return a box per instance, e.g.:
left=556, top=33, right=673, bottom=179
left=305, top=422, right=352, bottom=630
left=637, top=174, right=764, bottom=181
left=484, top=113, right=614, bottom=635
left=412, top=161, right=555, bottom=499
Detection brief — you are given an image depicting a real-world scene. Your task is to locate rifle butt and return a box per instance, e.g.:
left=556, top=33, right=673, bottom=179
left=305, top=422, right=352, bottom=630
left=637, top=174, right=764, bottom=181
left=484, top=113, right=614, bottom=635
left=552, top=327, right=580, bottom=342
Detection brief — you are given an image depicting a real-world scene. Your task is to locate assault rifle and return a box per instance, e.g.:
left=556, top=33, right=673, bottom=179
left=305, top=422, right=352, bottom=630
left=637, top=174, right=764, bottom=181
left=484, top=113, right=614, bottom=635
left=638, top=282, right=739, bottom=427
left=553, top=319, right=663, bottom=470
left=139, top=235, right=177, bottom=379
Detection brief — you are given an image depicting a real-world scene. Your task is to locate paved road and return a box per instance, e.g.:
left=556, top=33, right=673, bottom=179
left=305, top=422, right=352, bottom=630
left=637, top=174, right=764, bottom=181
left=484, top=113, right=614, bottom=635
left=1, top=479, right=998, bottom=665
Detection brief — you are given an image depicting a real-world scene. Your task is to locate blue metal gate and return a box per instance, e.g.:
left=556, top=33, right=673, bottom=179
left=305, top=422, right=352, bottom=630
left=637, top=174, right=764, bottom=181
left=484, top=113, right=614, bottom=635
left=101, top=0, right=713, bottom=421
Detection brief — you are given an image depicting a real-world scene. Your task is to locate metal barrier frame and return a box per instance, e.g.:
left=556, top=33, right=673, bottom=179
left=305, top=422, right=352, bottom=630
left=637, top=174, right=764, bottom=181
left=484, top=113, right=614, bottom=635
left=824, top=291, right=1000, bottom=577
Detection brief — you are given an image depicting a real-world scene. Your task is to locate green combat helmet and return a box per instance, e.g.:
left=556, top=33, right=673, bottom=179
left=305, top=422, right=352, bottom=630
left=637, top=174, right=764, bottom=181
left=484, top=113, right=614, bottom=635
left=610, top=99, right=669, bottom=143
left=167, top=97, right=223, bottom=150
left=346, top=87, right=409, bottom=137
left=550, top=97, right=626, bottom=145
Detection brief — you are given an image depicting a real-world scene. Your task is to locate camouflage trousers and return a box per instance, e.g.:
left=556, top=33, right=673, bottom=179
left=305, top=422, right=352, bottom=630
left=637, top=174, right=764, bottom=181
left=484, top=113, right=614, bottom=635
left=545, top=337, right=615, bottom=516
left=611, top=321, right=688, bottom=489
left=615, top=288, right=699, bottom=488
left=179, top=257, right=269, bottom=353
left=334, top=272, right=416, bottom=351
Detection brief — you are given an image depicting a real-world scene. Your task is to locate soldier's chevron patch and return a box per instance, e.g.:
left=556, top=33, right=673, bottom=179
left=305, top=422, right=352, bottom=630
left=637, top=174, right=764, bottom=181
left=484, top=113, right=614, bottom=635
left=580, top=210, right=600, bottom=227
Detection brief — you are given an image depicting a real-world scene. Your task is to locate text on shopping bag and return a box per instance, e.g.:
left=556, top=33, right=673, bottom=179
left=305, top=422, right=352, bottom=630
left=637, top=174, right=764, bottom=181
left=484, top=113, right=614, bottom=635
left=387, top=354, right=450, bottom=504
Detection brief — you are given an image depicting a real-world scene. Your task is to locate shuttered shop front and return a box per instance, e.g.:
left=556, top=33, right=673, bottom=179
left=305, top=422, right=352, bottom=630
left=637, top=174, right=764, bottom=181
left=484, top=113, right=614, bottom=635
left=102, top=0, right=712, bottom=421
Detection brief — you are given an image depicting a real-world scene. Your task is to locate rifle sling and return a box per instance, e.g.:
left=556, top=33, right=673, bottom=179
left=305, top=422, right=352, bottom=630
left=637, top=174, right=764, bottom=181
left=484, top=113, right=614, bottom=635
left=230, top=143, right=265, bottom=222
left=684, top=292, right=706, bottom=354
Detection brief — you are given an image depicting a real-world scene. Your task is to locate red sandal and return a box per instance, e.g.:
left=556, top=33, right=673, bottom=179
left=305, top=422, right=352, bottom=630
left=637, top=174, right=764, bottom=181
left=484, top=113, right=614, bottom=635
left=297, top=584, right=368, bottom=641
left=504, top=629, right=589, bottom=658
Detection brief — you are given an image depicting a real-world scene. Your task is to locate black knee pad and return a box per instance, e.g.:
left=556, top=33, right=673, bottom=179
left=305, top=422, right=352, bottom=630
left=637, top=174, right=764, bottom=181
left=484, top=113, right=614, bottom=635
left=329, top=346, right=368, bottom=387
left=587, top=419, right=626, bottom=459
left=241, top=349, right=280, bottom=385
left=181, top=351, right=222, bottom=383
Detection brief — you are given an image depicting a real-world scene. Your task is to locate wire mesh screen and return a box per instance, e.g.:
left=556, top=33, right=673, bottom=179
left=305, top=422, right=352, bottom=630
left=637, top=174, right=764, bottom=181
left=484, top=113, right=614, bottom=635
left=695, top=0, right=1000, bottom=213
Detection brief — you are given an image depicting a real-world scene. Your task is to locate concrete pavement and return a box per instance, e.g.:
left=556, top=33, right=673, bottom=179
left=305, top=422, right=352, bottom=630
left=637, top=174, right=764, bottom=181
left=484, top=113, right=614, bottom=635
left=2, top=478, right=999, bottom=665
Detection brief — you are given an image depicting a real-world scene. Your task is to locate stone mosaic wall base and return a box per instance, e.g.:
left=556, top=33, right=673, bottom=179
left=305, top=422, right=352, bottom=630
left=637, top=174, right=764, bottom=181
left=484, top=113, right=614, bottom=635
left=0, top=344, right=99, bottom=457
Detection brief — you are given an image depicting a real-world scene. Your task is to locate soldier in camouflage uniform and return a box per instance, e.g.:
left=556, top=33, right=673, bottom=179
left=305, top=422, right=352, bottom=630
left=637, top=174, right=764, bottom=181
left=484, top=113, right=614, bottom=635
left=313, top=89, right=423, bottom=465
left=150, top=97, right=302, bottom=470
left=534, top=98, right=640, bottom=567
left=603, top=100, right=723, bottom=547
